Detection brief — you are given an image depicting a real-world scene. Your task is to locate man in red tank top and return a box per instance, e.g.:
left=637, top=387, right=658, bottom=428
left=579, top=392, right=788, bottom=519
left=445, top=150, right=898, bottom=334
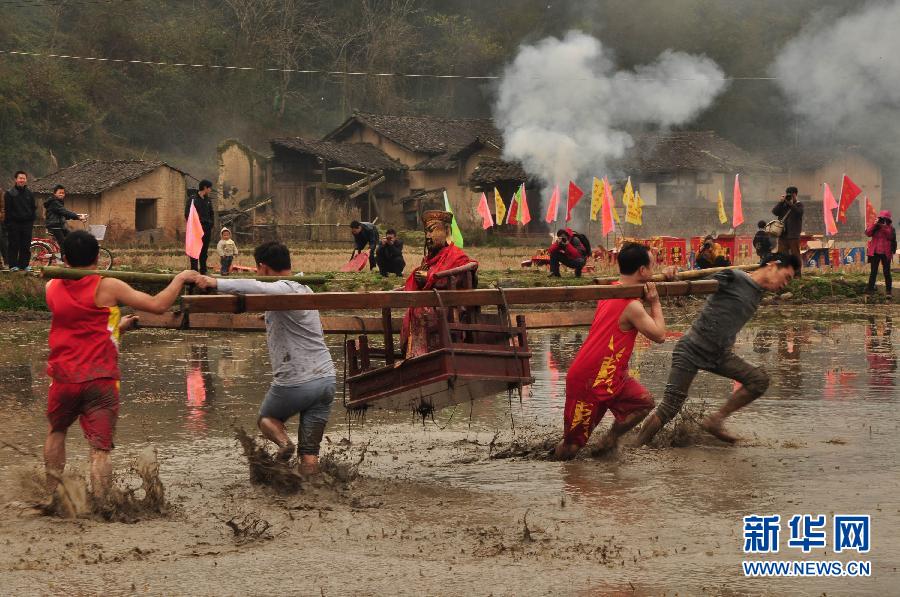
left=44, top=230, right=198, bottom=501
left=554, top=244, right=673, bottom=459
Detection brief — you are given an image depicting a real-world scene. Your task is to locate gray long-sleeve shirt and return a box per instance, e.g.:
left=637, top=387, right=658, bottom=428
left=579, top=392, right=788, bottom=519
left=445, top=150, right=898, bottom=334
left=216, top=279, right=335, bottom=386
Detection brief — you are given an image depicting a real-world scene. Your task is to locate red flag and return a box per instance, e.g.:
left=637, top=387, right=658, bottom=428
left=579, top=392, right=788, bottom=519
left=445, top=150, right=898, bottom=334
left=823, top=183, right=838, bottom=236
left=519, top=184, right=531, bottom=225
left=545, top=184, right=560, bottom=223
left=865, top=196, right=877, bottom=228
left=601, top=176, right=615, bottom=235
left=837, top=174, right=862, bottom=223
left=566, top=181, right=584, bottom=222
left=185, top=199, right=204, bottom=259
left=732, top=174, right=744, bottom=228
left=506, top=186, right=520, bottom=225
left=476, top=192, right=494, bottom=229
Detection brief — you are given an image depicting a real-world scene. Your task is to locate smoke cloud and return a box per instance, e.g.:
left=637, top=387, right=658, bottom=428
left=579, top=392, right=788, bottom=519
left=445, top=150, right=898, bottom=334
left=494, top=31, right=727, bottom=190
left=773, top=2, right=900, bottom=178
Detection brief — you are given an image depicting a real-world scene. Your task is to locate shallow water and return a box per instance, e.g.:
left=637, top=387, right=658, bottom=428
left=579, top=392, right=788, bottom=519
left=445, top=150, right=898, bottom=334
left=0, top=306, right=898, bottom=595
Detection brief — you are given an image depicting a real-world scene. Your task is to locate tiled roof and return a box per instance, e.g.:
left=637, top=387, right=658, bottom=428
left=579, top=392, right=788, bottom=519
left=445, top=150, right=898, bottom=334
left=468, top=157, right=528, bottom=185
left=327, top=111, right=502, bottom=156
left=271, top=138, right=406, bottom=172
left=31, top=160, right=181, bottom=194
left=623, top=131, right=774, bottom=174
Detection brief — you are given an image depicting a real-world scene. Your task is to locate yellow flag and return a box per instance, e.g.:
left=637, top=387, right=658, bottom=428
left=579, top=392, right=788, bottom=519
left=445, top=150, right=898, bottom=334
left=717, top=189, right=728, bottom=224
left=494, top=187, right=506, bottom=225
left=632, top=191, right=644, bottom=226
left=590, top=177, right=603, bottom=221
left=625, top=178, right=642, bottom=225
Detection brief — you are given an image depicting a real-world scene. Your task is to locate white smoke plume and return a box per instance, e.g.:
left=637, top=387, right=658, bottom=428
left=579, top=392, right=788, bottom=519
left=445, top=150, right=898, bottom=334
left=494, top=31, right=727, bottom=190
left=772, top=2, right=900, bottom=163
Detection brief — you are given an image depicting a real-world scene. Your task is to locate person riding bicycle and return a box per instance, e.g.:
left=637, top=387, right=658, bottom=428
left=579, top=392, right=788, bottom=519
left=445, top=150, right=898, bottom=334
left=44, top=185, right=85, bottom=246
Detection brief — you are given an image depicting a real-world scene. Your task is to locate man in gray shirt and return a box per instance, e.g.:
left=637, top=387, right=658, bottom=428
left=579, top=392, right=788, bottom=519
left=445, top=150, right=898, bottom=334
left=637, top=254, right=800, bottom=445
left=196, top=242, right=335, bottom=475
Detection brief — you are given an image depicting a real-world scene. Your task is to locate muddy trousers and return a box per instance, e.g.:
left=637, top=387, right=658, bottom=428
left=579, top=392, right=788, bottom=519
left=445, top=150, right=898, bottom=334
left=654, top=342, right=770, bottom=425
left=866, top=253, right=892, bottom=293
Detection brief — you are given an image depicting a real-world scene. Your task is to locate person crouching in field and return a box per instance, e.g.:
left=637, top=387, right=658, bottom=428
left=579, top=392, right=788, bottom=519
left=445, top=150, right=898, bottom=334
left=636, top=253, right=800, bottom=446
left=44, top=230, right=198, bottom=500
left=196, top=242, right=336, bottom=475
left=554, top=243, right=674, bottom=459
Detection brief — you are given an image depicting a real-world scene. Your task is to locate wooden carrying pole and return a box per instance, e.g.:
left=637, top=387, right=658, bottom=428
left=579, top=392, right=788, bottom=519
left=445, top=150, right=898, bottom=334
left=180, top=279, right=719, bottom=314
left=40, top=266, right=327, bottom=286
left=594, top=263, right=760, bottom=285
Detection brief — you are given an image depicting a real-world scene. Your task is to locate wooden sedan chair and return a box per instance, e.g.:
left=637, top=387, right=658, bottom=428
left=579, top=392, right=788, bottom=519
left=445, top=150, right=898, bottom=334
left=344, top=262, right=533, bottom=415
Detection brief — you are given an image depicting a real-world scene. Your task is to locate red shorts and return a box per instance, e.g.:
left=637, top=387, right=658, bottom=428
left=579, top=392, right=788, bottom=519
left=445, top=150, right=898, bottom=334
left=47, top=378, right=120, bottom=451
left=562, top=376, right=653, bottom=447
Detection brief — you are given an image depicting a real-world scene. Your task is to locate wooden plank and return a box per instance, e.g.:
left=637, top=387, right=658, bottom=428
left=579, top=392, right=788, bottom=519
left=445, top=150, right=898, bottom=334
left=181, top=279, right=719, bottom=313
left=41, top=266, right=327, bottom=285
left=134, top=311, right=398, bottom=333
left=594, top=263, right=760, bottom=285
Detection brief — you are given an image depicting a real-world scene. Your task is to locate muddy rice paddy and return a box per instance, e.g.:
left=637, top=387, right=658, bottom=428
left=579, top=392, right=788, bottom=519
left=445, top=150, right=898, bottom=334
left=0, top=305, right=898, bottom=595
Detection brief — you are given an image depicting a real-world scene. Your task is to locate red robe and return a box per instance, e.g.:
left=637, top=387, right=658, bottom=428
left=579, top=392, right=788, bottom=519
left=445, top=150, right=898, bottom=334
left=400, top=244, right=474, bottom=357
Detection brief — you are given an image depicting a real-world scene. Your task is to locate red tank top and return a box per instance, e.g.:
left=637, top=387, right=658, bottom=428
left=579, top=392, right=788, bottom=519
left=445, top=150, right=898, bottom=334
left=46, top=275, right=121, bottom=383
left=567, top=296, right=639, bottom=397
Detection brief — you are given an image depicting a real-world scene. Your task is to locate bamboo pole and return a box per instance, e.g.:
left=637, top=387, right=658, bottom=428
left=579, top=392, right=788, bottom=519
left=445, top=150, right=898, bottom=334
left=180, top=279, right=719, bottom=314
left=40, top=266, right=327, bottom=285
left=593, top=263, right=760, bottom=285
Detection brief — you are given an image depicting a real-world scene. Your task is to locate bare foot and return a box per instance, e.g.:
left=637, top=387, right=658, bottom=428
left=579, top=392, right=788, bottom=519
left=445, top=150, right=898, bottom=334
left=701, top=415, right=739, bottom=444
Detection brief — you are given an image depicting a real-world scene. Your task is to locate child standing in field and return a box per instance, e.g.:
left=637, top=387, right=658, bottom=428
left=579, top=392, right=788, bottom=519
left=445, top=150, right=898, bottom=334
left=44, top=230, right=197, bottom=501
left=216, top=227, right=239, bottom=275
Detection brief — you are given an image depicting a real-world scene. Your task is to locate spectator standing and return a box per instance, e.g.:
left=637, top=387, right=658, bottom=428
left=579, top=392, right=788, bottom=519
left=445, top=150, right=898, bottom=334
left=772, top=186, right=804, bottom=276
left=865, top=210, right=896, bottom=298
left=184, top=180, right=215, bottom=274
left=44, top=185, right=85, bottom=247
left=4, top=170, right=37, bottom=271
left=752, top=220, right=774, bottom=263
left=216, top=227, right=239, bottom=275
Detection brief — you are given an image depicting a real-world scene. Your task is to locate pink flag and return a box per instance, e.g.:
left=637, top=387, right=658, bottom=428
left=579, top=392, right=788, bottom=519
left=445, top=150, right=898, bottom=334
left=732, top=174, right=744, bottom=228
left=185, top=199, right=204, bottom=259
left=476, top=192, right=494, bottom=229
left=601, top=176, right=615, bottom=235
left=545, top=185, right=560, bottom=223
left=823, top=183, right=839, bottom=236
left=566, top=181, right=584, bottom=222
left=519, top=184, right=531, bottom=225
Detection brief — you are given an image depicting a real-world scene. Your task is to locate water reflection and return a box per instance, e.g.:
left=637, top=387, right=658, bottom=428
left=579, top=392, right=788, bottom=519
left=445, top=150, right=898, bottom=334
left=185, top=345, right=217, bottom=433
left=866, top=315, right=896, bottom=390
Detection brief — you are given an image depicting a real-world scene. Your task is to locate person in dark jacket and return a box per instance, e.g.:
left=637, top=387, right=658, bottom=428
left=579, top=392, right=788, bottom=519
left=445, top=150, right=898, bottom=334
left=4, top=170, right=37, bottom=271
left=184, top=179, right=215, bottom=274
left=44, top=185, right=85, bottom=247
left=772, top=186, right=804, bottom=277
left=375, top=228, right=405, bottom=276
left=350, top=220, right=379, bottom=270
left=549, top=228, right=587, bottom=277
left=752, top=220, right=774, bottom=263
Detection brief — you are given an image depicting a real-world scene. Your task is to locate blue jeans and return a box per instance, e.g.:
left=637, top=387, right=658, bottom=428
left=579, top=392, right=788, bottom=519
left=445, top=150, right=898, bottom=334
left=259, top=376, right=335, bottom=455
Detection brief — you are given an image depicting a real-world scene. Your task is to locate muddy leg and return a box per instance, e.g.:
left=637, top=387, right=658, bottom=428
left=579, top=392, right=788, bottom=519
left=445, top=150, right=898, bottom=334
left=553, top=441, right=580, bottom=460
left=258, top=417, right=294, bottom=460
left=89, top=448, right=112, bottom=499
left=43, top=428, right=66, bottom=492
left=636, top=364, right=697, bottom=446
left=594, top=407, right=651, bottom=455
left=701, top=355, right=769, bottom=444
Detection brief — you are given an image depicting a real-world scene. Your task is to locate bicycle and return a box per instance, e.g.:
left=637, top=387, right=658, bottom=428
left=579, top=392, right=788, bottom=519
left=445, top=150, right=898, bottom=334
left=30, top=216, right=114, bottom=270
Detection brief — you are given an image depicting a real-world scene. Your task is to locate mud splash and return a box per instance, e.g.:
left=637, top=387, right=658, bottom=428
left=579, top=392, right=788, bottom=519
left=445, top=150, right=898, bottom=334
left=28, top=447, right=170, bottom=522
left=235, top=427, right=305, bottom=493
